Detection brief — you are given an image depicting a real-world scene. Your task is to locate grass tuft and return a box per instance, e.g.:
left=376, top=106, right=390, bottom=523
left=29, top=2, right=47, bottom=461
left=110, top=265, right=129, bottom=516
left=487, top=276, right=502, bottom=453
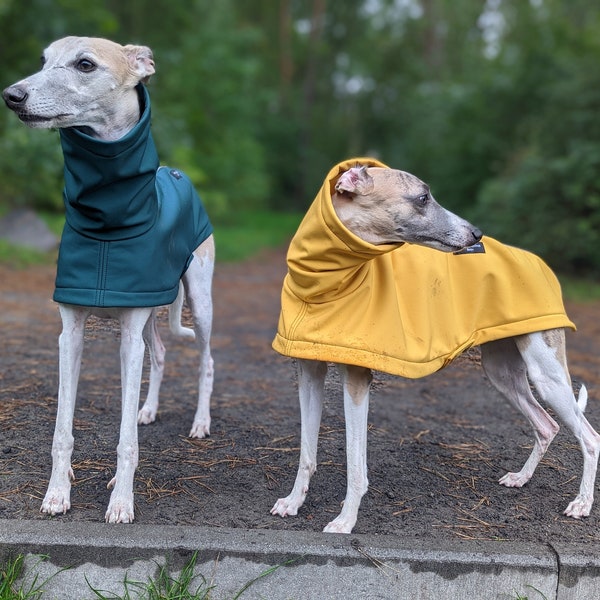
left=0, top=555, right=66, bottom=600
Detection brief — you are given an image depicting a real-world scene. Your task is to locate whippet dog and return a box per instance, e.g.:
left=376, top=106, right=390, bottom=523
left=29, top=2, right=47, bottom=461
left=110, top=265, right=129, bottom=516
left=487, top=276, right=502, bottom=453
left=3, top=37, right=214, bottom=523
left=271, top=162, right=600, bottom=534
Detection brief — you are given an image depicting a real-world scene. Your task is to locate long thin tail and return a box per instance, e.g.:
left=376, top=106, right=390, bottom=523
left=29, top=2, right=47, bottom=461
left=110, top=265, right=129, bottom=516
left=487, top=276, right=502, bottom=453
left=168, top=281, right=196, bottom=340
left=577, top=384, right=588, bottom=413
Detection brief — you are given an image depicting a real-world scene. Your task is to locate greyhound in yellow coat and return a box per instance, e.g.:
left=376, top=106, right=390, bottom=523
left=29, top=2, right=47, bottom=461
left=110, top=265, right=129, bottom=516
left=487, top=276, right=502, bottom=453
left=271, top=158, right=600, bottom=534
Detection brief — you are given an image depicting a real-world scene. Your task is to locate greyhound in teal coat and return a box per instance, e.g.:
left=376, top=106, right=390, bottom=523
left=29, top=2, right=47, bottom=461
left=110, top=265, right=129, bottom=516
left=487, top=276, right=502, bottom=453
left=3, top=37, right=215, bottom=523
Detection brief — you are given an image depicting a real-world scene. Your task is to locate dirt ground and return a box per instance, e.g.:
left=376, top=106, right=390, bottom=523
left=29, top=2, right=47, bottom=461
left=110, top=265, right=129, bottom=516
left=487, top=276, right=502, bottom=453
left=1, top=249, right=600, bottom=544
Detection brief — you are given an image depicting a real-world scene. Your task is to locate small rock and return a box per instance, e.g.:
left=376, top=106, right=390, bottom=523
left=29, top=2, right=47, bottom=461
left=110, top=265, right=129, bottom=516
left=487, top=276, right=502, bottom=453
left=0, top=209, right=59, bottom=251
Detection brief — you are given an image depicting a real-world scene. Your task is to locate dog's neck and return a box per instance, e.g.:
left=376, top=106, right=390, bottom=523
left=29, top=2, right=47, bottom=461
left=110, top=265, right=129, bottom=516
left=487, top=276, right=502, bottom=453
left=76, top=86, right=142, bottom=141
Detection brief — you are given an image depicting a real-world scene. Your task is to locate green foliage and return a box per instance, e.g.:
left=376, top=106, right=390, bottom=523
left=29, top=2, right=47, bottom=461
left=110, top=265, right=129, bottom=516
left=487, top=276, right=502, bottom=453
left=1, top=0, right=600, bottom=272
left=0, top=116, right=63, bottom=210
left=469, top=2, right=600, bottom=275
left=142, top=0, right=271, bottom=218
left=474, top=145, right=600, bottom=276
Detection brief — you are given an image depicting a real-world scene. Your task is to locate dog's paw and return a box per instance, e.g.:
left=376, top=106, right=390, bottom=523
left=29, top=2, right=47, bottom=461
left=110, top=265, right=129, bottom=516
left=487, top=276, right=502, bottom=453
left=40, top=490, right=71, bottom=516
left=564, top=495, right=592, bottom=519
left=189, top=420, right=211, bottom=439
left=105, top=497, right=135, bottom=523
left=323, top=516, right=354, bottom=534
left=40, top=470, right=74, bottom=515
left=137, top=406, right=157, bottom=425
left=270, top=496, right=303, bottom=518
left=499, top=471, right=530, bottom=488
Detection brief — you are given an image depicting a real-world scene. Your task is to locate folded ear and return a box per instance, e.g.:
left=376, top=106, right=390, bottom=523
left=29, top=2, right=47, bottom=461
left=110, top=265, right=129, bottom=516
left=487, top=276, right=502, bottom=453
left=124, top=44, right=155, bottom=84
left=335, top=166, right=374, bottom=196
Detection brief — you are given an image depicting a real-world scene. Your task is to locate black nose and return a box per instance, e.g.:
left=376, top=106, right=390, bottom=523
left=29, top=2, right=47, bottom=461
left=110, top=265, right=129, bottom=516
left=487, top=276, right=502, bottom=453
left=2, top=85, right=28, bottom=108
left=471, top=227, right=483, bottom=242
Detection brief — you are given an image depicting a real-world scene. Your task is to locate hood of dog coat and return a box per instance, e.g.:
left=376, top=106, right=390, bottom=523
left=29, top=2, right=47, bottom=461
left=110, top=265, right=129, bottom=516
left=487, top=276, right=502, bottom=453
left=272, top=157, right=575, bottom=378
left=59, top=85, right=160, bottom=240
left=53, top=85, right=213, bottom=308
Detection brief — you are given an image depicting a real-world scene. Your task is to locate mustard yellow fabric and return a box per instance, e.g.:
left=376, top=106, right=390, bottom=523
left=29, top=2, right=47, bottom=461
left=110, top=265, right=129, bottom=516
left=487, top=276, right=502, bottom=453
left=272, top=158, right=575, bottom=378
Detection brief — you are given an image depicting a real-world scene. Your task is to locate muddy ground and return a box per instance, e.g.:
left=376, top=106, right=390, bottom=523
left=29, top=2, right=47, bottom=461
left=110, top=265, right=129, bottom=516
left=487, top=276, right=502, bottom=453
left=1, top=249, right=600, bottom=543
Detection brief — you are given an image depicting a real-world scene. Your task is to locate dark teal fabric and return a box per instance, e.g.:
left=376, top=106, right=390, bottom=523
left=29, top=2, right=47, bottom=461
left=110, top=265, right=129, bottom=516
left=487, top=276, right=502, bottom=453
left=54, top=85, right=212, bottom=308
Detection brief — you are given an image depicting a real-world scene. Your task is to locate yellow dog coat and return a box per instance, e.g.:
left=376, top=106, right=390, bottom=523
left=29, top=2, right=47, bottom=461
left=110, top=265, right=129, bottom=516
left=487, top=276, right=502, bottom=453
left=272, top=158, right=575, bottom=378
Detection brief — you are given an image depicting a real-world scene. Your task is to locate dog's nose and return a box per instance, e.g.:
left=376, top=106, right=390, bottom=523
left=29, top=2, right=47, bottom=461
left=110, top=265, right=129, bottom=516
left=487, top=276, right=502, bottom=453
left=2, top=85, right=28, bottom=108
left=471, top=227, right=483, bottom=243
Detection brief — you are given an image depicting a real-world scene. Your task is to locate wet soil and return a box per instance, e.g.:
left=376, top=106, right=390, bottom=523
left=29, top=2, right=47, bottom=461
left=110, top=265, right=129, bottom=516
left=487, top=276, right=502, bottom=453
left=1, top=250, right=600, bottom=543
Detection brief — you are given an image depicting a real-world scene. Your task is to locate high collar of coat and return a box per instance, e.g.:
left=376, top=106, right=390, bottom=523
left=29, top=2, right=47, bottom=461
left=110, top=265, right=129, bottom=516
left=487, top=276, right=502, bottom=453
left=285, top=157, right=402, bottom=303
left=58, top=84, right=160, bottom=241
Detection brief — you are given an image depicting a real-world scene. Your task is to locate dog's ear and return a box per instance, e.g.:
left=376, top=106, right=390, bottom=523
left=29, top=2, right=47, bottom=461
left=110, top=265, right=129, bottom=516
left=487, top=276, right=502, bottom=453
left=124, top=45, right=155, bottom=84
left=335, top=166, right=374, bottom=196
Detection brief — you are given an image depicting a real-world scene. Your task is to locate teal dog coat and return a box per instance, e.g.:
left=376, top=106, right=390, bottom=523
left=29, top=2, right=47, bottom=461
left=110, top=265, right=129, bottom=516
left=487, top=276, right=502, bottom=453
left=54, top=85, right=212, bottom=307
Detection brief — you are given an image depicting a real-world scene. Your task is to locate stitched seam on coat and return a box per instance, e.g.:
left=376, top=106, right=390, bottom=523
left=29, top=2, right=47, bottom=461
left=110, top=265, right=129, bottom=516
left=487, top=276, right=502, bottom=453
left=95, top=242, right=109, bottom=306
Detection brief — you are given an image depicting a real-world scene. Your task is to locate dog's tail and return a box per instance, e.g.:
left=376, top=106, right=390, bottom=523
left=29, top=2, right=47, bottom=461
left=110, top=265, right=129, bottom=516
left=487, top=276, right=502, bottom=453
left=577, top=384, right=588, bottom=413
left=168, top=281, right=196, bottom=340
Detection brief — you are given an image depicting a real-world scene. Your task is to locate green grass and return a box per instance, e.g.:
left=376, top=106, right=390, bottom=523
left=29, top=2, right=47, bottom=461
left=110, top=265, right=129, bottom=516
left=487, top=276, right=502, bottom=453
left=558, top=274, right=600, bottom=303
left=1, top=552, right=298, bottom=600
left=86, top=552, right=212, bottom=600
left=0, top=555, right=66, bottom=600
left=212, top=210, right=302, bottom=262
left=512, top=585, right=548, bottom=600
left=0, top=239, right=56, bottom=268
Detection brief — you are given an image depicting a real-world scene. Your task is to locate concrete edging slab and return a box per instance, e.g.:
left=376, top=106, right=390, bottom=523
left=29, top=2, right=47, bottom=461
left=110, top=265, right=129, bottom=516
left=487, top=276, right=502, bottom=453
left=1, top=520, right=598, bottom=599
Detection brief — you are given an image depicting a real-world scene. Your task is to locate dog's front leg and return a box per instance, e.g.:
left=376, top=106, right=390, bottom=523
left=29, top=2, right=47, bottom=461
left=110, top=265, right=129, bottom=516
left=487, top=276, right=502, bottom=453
left=41, top=305, right=89, bottom=515
left=324, top=364, right=371, bottom=534
left=271, top=359, right=327, bottom=519
left=105, top=307, right=153, bottom=523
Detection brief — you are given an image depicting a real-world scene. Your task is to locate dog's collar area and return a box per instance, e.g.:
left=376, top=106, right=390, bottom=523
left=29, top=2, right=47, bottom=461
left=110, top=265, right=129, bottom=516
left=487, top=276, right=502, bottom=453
left=59, top=84, right=159, bottom=241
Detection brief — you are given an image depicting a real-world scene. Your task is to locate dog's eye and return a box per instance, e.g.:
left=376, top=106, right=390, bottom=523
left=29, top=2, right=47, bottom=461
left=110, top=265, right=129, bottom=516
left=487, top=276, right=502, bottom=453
left=75, top=58, right=96, bottom=73
left=417, top=193, right=429, bottom=206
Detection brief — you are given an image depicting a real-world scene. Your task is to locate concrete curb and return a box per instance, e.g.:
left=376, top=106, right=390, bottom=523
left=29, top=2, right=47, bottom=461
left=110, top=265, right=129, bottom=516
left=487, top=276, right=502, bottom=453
left=2, top=520, right=600, bottom=599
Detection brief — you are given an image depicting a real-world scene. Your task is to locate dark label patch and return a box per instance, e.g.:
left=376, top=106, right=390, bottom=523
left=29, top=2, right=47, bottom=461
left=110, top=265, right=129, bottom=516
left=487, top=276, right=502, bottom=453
left=169, top=169, right=183, bottom=180
left=454, top=241, right=486, bottom=255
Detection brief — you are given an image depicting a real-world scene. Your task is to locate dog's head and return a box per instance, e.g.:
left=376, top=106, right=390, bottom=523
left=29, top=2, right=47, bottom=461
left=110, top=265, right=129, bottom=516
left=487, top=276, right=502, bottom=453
left=333, top=165, right=482, bottom=251
left=2, top=36, right=155, bottom=137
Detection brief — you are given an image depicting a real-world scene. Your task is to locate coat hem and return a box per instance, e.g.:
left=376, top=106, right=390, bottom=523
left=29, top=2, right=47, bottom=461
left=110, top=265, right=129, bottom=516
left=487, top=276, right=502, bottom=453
left=272, top=313, right=575, bottom=379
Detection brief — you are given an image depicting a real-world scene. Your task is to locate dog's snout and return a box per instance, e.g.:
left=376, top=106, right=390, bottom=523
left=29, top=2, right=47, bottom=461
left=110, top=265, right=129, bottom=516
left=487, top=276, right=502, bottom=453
left=2, top=85, right=28, bottom=108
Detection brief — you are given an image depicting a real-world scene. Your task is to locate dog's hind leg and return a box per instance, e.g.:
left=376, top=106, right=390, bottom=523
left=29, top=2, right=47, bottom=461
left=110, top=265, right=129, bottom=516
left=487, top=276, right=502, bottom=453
left=481, top=337, right=560, bottom=489
left=182, top=236, right=215, bottom=438
left=515, top=330, right=600, bottom=518
left=323, top=364, right=372, bottom=534
left=105, top=306, right=153, bottom=523
left=271, top=359, right=327, bottom=519
left=137, top=310, right=165, bottom=425
left=41, top=305, right=89, bottom=516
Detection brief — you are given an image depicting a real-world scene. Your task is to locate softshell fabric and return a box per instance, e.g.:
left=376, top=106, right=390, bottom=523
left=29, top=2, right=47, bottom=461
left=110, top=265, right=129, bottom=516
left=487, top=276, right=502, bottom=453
left=272, top=158, right=575, bottom=378
left=54, top=84, right=212, bottom=308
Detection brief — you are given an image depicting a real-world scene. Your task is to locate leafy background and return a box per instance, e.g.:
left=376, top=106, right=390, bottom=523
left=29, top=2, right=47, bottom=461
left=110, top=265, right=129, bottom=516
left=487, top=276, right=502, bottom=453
left=0, top=0, right=599, bottom=275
